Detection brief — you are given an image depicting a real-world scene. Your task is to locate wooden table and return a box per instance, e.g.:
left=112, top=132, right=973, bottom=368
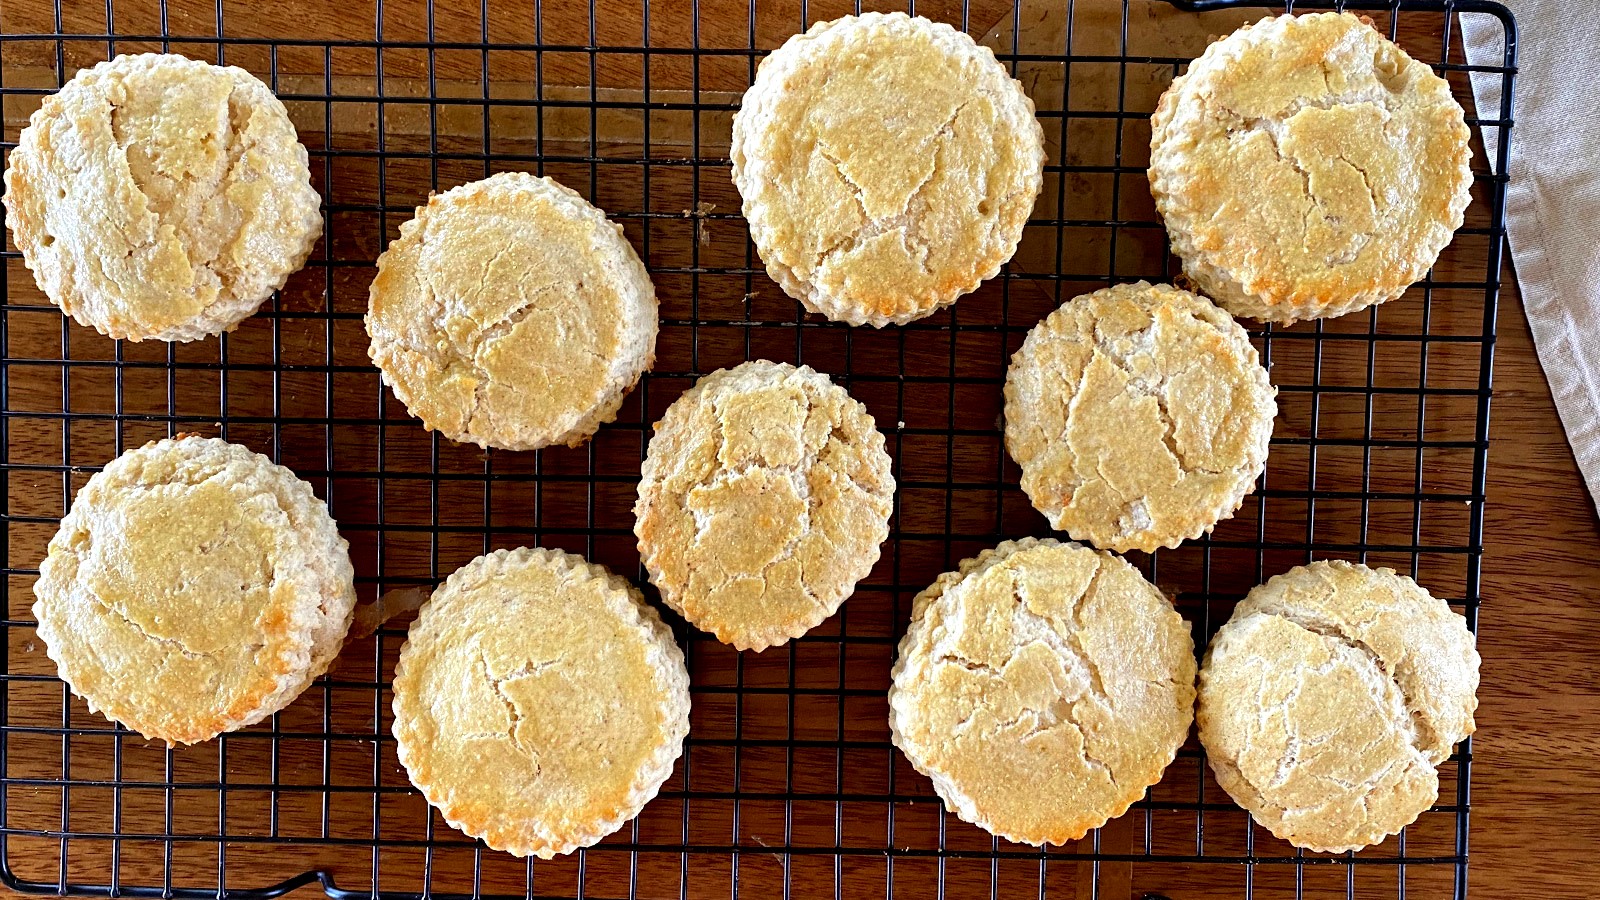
left=0, top=1, right=1593, bottom=898
left=1467, top=271, right=1600, bottom=899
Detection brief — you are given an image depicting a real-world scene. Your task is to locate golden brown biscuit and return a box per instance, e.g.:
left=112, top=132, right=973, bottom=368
left=1148, top=13, right=1472, bottom=323
left=634, top=361, right=895, bottom=651
left=31, top=436, right=356, bottom=745
left=366, top=172, right=657, bottom=450
left=2, top=53, right=322, bottom=342
left=1198, top=561, right=1480, bottom=853
left=731, top=12, right=1044, bottom=326
left=1004, top=282, right=1276, bottom=552
left=889, top=538, right=1196, bottom=845
left=391, top=547, right=690, bottom=858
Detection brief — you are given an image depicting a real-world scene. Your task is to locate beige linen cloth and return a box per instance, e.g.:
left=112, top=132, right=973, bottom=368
left=1463, top=5, right=1600, bottom=507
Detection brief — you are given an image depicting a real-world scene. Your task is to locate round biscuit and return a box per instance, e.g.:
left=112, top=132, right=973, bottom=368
left=731, top=12, right=1044, bottom=327
left=366, top=172, right=657, bottom=451
left=1198, top=560, right=1479, bottom=853
left=889, top=538, right=1196, bottom=845
left=32, top=436, right=356, bottom=745
left=391, top=547, right=690, bottom=858
left=634, top=361, right=895, bottom=651
left=2, top=53, right=322, bottom=342
left=1148, top=13, right=1472, bottom=323
left=1004, top=281, right=1276, bottom=552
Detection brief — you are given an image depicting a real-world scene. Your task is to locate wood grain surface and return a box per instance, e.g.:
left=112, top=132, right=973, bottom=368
left=0, top=1, right=1593, bottom=899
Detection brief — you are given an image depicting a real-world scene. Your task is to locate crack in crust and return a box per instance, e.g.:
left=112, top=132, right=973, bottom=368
left=1250, top=604, right=1437, bottom=757
left=365, top=172, right=657, bottom=451
left=1206, top=613, right=1432, bottom=837
left=635, top=361, right=894, bottom=652
left=889, top=538, right=1196, bottom=846
left=1004, top=282, right=1277, bottom=553
left=1224, top=97, right=1392, bottom=267
left=943, top=571, right=1125, bottom=792
left=2, top=53, right=322, bottom=342
left=472, top=650, right=527, bottom=754
left=98, top=596, right=212, bottom=661
left=731, top=12, right=1044, bottom=327
left=804, top=96, right=981, bottom=282
left=1197, top=560, right=1479, bottom=853
left=1148, top=12, right=1473, bottom=323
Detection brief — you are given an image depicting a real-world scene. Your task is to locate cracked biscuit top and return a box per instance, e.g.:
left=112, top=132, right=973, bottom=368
left=635, top=361, right=895, bottom=651
left=31, top=437, right=357, bottom=745
left=730, top=12, right=1044, bottom=327
left=366, top=172, right=657, bottom=450
left=2, top=53, right=323, bottom=342
left=1198, top=561, right=1479, bottom=853
left=391, top=548, right=691, bottom=858
left=1148, top=13, right=1472, bottom=323
left=1004, top=282, right=1276, bottom=553
left=888, top=538, right=1196, bottom=845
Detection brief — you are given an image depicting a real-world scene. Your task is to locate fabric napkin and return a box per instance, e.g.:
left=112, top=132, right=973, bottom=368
left=1463, top=4, right=1600, bottom=509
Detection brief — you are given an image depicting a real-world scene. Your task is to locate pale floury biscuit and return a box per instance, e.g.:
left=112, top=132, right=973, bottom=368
left=731, top=12, right=1045, bottom=327
left=1148, top=13, right=1473, bottom=323
left=2, top=53, right=322, bottom=342
left=889, top=538, right=1196, bottom=845
left=366, top=172, right=657, bottom=450
left=32, top=437, right=356, bottom=745
left=634, top=361, right=895, bottom=651
left=1004, top=282, right=1276, bottom=553
left=1198, top=561, right=1480, bottom=853
left=391, top=548, right=690, bottom=858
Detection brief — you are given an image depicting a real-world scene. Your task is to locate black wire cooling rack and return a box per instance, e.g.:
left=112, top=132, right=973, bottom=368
left=0, top=0, right=1515, bottom=897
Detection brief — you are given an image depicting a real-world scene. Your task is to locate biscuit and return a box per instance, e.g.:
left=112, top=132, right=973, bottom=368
left=1148, top=13, right=1473, bottom=323
left=391, top=548, right=690, bottom=858
left=1004, top=282, right=1276, bottom=553
left=2, top=53, right=322, bottom=342
left=634, top=361, right=894, bottom=651
left=31, top=436, right=356, bottom=745
left=366, top=172, right=657, bottom=450
left=1198, top=560, right=1480, bottom=853
left=731, top=12, right=1045, bottom=327
left=888, top=538, right=1196, bottom=845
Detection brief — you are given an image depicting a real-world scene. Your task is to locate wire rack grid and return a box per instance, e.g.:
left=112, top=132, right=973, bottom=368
left=0, top=0, right=1515, bottom=897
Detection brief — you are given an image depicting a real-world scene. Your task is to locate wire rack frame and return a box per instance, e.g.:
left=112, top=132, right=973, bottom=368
left=0, top=0, right=1515, bottom=897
